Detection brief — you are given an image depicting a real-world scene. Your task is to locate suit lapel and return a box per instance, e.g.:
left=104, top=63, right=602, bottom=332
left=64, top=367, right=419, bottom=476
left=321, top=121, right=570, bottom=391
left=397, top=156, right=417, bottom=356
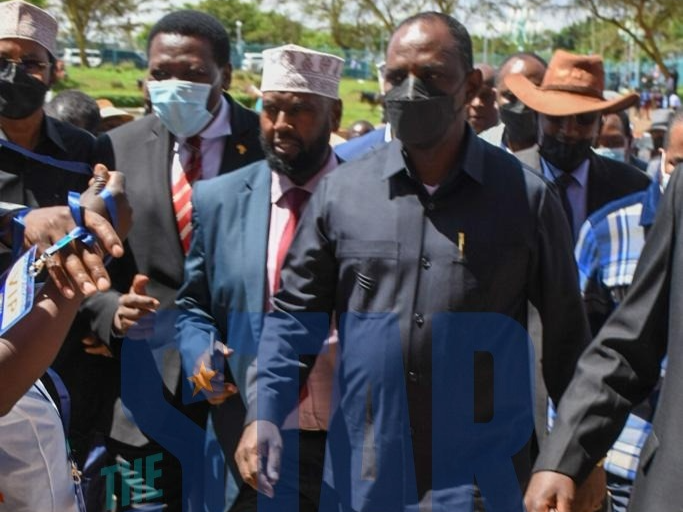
left=586, top=154, right=607, bottom=216
left=146, top=120, right=185, bottom=261
left=239, top=162, right=271, bottom=341
left=218, top=95, right=261, bottom=175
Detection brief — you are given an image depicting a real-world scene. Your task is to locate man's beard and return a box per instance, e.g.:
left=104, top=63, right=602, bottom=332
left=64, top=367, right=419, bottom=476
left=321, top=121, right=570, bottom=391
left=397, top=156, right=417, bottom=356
left=260, top=128, right=331, bottom=185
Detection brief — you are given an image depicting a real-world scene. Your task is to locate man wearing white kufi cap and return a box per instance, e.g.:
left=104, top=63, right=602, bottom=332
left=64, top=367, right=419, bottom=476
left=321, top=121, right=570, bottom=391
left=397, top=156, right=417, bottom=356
left=0, top=0, right=94, bottom=214
left=175, top=43, right=344, bottom=511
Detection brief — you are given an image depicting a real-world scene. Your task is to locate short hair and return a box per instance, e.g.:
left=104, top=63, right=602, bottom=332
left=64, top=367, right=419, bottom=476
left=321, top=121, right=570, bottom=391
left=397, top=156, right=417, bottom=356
left=394, top=12, right=473, bottom=72
left=147, top=10, right=231, bottom=67
left=664, top=110, right=683, bottom=149
left=45, top=89, right=100, bottom=134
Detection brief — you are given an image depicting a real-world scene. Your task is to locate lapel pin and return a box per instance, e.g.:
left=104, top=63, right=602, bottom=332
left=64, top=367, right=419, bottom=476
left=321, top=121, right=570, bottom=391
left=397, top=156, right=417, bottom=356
left=236, top=143, right=247, bottom=155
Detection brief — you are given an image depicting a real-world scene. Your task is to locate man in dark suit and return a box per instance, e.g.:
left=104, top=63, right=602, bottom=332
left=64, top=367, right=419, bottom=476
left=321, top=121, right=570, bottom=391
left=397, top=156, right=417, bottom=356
left=176, top=44, right=344, bottom=512
left=506, top=50, right=651, bottom=242
left=89, top=10, right=263, bottom=510
left=524, top=142, right=683, bottom=512
left=236, top=13, right=590, bottom=512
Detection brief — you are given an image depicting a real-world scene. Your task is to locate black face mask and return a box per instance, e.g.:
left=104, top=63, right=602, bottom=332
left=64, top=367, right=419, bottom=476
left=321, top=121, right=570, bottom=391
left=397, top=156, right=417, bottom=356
left=539, top=133, right=593, bottom=172
left=499, top=100, right=537, bottom=147
left=385, top=76, right=460, bottom=149
left=0, top=63, right=49, bottom=119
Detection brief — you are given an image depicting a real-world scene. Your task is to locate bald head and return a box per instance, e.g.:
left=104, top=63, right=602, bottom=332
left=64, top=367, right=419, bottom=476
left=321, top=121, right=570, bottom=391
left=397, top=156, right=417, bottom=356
left=496, top=53, right=547, bottom=105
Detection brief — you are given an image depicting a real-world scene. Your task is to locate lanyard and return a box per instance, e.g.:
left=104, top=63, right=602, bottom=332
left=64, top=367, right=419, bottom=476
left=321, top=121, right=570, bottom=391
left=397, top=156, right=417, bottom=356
left=0, top=137, right=92, bottom=176
left=35, top=370, right=87, bottom=512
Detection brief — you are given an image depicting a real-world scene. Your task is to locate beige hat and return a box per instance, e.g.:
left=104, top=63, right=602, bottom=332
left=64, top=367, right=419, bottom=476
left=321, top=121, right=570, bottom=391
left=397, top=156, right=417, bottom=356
left=0, top=0, right=58, bottom=57
left=96, top=99, right=134, bottom=122
left=261, top=44, right=344, bottom=100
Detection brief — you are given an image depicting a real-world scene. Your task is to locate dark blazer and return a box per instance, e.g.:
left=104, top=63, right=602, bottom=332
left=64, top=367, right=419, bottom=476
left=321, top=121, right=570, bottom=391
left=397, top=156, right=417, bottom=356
left=534, top=165, right=683, bottom=512
left=86, top=94, right=263, bottom=446
left=584, top=152, right=651, bottom=217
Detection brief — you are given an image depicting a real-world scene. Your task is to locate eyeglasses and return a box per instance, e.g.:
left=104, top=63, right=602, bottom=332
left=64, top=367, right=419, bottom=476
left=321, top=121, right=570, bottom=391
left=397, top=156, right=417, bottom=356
left=0, top=57, right=50, bottom=74
left=545, top=112, right=600, bottom=127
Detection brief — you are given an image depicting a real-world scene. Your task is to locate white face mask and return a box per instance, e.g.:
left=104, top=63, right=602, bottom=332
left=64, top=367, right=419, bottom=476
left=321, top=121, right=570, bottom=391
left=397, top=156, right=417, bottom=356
left=594, top=146, right=627, bottom=163
left=147, top=79, right=213, bottom=138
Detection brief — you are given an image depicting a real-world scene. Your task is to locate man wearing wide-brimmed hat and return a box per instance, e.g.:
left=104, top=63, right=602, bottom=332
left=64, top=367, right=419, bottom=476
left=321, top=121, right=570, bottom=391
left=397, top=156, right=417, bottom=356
left=506, top=49, right=650, bottom=240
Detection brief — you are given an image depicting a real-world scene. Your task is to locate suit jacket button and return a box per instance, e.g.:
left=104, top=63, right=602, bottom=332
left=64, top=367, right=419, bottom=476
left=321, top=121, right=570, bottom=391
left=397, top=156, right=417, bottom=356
left=414, top=313, right=424, bottom=326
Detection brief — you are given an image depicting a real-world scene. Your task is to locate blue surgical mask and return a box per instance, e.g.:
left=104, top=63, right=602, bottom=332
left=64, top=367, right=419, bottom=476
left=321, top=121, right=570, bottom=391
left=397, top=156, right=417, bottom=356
left=593, top=146, right=627, bottom=163
left=147, top=79, right=213, bottom=137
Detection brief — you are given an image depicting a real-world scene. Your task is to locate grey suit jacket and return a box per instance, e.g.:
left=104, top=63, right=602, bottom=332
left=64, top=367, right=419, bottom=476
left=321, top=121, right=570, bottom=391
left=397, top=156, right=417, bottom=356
left=87, top=94, right=263, bottom=446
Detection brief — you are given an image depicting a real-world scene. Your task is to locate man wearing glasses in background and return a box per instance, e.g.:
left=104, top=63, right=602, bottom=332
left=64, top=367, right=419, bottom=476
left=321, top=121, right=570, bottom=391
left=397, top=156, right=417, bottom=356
left=0, top=1, right=95, bottom=258
left=506, top=50, right=650, bottom=242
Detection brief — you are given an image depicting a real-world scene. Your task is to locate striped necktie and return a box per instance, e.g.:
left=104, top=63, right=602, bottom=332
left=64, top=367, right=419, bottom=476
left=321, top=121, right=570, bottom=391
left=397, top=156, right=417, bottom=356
left=173, top=136, right=202, bottom=254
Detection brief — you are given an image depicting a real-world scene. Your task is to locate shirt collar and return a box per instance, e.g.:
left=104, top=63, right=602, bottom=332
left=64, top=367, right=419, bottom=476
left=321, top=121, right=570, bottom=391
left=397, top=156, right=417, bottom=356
left=542, top=156, right=590, bottom=188
left=43, top=115, right=68, bottom=152
left=271, top=147, right=339, bottom=204
left=381, top=125, right=485, bottom=185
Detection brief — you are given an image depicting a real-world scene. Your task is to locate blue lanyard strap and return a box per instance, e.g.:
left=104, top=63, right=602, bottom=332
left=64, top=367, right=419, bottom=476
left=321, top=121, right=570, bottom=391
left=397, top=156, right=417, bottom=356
left=0, top=137, right=92, bottom=176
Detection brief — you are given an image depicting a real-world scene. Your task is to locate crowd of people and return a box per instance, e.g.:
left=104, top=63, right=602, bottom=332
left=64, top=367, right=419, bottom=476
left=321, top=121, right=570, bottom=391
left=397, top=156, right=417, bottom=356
left=1, top=1, right=682, bottom=512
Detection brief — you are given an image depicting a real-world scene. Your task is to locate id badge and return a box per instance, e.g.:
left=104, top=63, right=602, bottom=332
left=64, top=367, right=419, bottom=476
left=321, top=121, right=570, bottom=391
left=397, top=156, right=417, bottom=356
left=0, top=246, right=38, bottom=334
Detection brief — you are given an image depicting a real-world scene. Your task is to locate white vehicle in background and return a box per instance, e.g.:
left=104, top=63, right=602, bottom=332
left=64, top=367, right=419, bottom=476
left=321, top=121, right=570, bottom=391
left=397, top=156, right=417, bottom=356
left=61, top=48, right=102, bottom=67
left=241, top=52, right=264, bottom=73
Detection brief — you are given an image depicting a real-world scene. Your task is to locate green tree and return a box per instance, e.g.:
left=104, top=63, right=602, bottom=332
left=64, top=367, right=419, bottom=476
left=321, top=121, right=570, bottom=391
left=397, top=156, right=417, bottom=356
left=190, top=0, right=304, bottom=45
left=572, top=0, right=682, bottom=79
left=55, top=0, right=146, bottom=66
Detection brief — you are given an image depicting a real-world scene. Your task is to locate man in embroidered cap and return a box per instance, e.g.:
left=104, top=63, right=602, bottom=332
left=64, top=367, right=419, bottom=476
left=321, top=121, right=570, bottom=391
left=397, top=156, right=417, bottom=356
left=0, top=0, right=94, bottom=250
left=505, top=49, right=650, bottom=241
left=175, top=43, right=343, bottom=511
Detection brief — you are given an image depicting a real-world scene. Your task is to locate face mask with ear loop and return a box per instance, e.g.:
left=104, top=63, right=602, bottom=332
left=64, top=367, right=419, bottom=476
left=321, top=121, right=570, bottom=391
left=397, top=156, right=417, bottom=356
left=147, top=79, right=214, bottom=138
left=0, top=62, right=49, bottom=119
left=384, top=74, right=468, bottom=149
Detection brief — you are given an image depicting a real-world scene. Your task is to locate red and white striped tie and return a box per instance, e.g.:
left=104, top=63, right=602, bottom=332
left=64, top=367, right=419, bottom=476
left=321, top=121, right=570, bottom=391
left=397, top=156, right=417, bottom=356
left=173, top=136, right=202, bottom=254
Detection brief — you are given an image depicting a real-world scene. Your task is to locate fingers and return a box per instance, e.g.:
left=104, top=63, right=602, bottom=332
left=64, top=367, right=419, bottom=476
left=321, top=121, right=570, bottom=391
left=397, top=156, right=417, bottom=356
left=113, top=290, right=159, bottom=335
left=206, top=383, right=238, bottom=405
left=131, top=273, right=149, bottom=295
left=236, top=423, right=259, bottom=491
left=45, top=252, right=77, bottom=299
left=61, top=243, right=112, bottom=295
left=82, top=334, right=113, bottom=357
left=82, top=209, right=124, bottom=259
left=266, top=436, right=281, bottom=487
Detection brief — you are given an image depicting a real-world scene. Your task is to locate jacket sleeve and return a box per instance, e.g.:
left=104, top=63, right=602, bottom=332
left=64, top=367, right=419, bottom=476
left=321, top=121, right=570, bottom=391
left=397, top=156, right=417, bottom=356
left=529, top=182, right=592, bottom=405
left=533, top=167, right=676, bottom=484
left=175, top=183, right=221, bottom=389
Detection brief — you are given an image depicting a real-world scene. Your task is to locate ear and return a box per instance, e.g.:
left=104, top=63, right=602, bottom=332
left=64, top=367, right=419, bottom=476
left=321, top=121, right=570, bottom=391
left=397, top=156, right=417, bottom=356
left=222, top=63, right=233, bottom=91
left=331, top=99, right=343, bottom=132
left=463, top=68, right=483, bottom=105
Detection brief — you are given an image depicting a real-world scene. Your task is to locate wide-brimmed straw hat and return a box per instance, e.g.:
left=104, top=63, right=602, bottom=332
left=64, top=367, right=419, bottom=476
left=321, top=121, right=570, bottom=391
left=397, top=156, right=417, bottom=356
left=505, top=49, right=638, bottom=116
left=96, top=99, right=134, bottom=122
